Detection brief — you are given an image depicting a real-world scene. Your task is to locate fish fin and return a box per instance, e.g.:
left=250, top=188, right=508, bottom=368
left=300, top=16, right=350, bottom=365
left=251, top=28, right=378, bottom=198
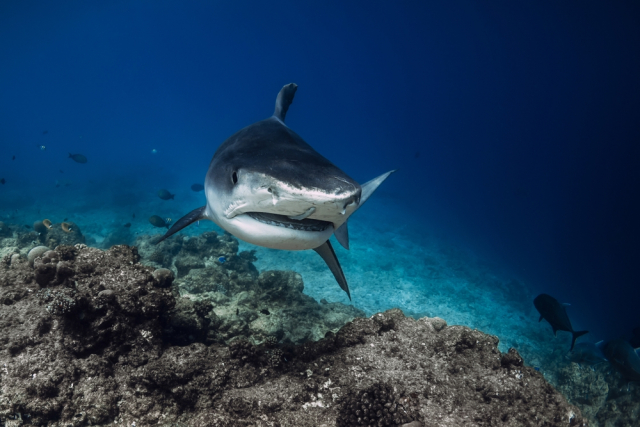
left=571, top=330, right=589, bottom=351
left=360, top=170, right=396, bottom=206
left=334, top=221, right=349, bottom=250
left=273, top=83, right=298, bottom=122
left=313, top=240, right=350, bottom=300
left=156, top=206, right=206, bottom=244
left=539, top=315, right=543, bottom=322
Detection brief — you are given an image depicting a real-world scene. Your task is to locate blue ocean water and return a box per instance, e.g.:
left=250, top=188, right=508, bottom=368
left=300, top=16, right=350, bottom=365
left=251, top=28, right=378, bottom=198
left=1, top=0, right=639, bottom=393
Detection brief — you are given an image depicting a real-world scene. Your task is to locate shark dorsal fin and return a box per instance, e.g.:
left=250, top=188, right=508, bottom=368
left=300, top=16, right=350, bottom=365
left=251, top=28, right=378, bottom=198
left=274, top=83, right=298, bottom=122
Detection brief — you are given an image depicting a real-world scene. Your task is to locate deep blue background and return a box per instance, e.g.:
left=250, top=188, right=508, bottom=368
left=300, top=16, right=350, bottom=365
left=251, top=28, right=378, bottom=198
left=1, top=1, right=639, bottom=341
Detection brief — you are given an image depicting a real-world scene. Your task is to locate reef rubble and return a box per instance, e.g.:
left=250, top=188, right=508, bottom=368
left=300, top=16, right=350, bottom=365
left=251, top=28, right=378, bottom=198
left=0, top=234, right=588, bottom=426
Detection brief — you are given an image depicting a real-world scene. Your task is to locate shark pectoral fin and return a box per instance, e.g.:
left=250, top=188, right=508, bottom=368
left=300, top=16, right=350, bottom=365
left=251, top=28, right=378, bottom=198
left=360, top=170, right=396, bottom=206
left=334, top=221, right=349, bottom=250
left=156, top=206, right=207, bottom=244
left=273, top=83, right=298, bottom=122
left=313, top=240, right=351, bottom=300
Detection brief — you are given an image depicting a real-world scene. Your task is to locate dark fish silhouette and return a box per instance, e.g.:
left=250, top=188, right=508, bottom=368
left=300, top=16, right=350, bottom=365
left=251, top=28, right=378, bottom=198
left=600, top=339, right=640, bottom=382
left=123, top=223, right=132, bottom=228
left=190, top=183, right=204, bottom=192
left=12, top=155, right=15, bottom=160
left=69, top=153, right=87, bottom=163
left=60, top=170, right=64, bottom=173
left=157, top=189, right=174, bottom=200
left=149, top=215, right=170, bottom=228
left=0, top=178, right=5, bottom=185
left=43, top=130, right=48, bottom=134
left=569, top=342, right=608, bottom=367
left=534, top=293, right=588, bottom=350
left=132, top=213, right=136, bottom=219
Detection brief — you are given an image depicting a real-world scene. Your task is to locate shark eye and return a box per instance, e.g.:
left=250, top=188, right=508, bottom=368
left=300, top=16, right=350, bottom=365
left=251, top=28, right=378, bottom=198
left=231, top=171, right=238, bottom=185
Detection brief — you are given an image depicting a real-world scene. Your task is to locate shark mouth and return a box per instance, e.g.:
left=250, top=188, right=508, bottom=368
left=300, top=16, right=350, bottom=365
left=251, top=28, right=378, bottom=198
left=246, top=212, right=331, bottom=232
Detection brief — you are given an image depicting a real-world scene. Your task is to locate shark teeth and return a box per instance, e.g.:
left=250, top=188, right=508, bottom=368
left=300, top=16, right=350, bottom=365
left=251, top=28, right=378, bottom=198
left=247, top=212, right=329, bottom=232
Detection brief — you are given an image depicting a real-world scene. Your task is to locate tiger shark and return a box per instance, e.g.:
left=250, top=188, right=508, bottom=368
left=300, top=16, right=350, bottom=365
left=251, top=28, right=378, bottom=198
left=158, top=83, right=394, bottom=300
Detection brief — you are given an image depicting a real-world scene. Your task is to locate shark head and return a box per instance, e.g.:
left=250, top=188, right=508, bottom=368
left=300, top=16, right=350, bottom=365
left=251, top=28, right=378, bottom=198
left=204, top=113, right=365, bottom=250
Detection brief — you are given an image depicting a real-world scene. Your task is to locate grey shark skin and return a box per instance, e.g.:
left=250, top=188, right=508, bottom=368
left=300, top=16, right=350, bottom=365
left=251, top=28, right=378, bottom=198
left=533, top=293, right=588, bottom=351
left=158, top=83, right=394, bottom=300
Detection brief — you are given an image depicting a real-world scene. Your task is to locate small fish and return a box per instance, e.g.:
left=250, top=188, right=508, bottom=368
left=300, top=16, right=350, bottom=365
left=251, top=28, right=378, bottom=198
left=132, top=213, right=136, bottom=219
left=218, top=256, right=226, bottom=263
left=43, top=130, right=48, bottom=134
left=0, top=178, right=5, bottom=185
left=260, top=308, right=270, bottom=315
left=191, top=183, right=204, bottom=192
left=123, top=223, right=132, bottom=228
left=59, top=170, right=64, bottom=173
left=12, top=155, right=15, bottom=160
left=151, top=148, right=158, bottom=154
left=69, top=153, right=88, bottom=163
left=149, top=215, right=170, bottom=228
left=157, top=189, right=175, bottom=200
left=534, top=294, right=588, bottom=351
left=39, top=145, right=46, bottom=150
left=63, top=218, right=68, bottom=221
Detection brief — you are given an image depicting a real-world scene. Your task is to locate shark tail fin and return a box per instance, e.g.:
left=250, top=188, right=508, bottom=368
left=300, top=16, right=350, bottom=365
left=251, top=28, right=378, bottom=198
left=156, top=206, right=206, bottom=244
left=571, top=330, right=589, bottom=351
left=274, top=83, right=298, bottom=122
left=314, top=240, right=351, bottom=300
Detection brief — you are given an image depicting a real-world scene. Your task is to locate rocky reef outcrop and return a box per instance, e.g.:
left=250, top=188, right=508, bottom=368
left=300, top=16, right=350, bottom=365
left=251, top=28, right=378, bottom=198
left=0, top=239, right=587, bottom=426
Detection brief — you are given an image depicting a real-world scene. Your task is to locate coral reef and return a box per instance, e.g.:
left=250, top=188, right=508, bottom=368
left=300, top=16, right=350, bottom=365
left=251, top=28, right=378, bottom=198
left=0, top=236, right=587, bottom=426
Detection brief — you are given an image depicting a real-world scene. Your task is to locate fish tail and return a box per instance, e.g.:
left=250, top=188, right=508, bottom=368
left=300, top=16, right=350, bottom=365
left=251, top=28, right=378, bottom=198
left=571, top=330, right=589, bottom=351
